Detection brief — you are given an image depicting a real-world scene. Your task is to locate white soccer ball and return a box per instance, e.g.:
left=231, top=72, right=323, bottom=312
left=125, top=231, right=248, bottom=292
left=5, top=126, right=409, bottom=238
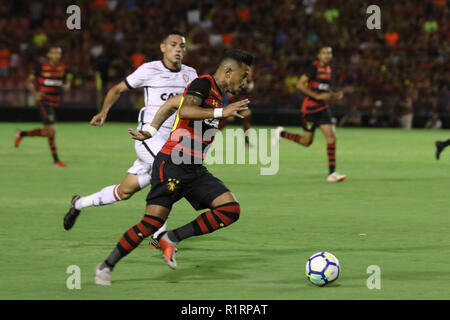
left=305, top=252, right=340, bottom=286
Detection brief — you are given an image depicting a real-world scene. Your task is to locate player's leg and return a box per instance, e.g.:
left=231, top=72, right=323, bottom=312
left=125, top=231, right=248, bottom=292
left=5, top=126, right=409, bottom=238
left=64, top=173, right=145, bottom=230
left=240, top=109, right=252, bottom=147
left=159, top=171, right=240, bottom=269
left=95, top=204, right=170, bottom=285
left=273, top=112, right=315, bottom=147
left=14, top=103, right=50, bottom=147
left=435, top=139, right=450, bottom=160
left=319, top=123, right=346, bottom=182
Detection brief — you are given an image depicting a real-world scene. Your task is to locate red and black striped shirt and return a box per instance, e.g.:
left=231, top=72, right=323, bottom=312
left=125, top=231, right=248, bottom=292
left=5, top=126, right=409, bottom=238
left=160, top=74, right=223, bottom=164
left=301, top=60, right=332, bottom=114
left=35, top=61, right=66, bottom=107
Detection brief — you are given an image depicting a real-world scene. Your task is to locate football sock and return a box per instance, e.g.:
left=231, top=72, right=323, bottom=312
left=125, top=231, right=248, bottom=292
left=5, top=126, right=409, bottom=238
left=75, top=185, right=120, bottom=210
left=327, top=143, right=336, bottom=174
left=281, top=131, right=303, bottom=144
left=48, top=135, right=59, bottom=162
left=104, top=215, right=165, bottom=269
left=152, top=221, right=167, bottom=240
left=242, top=114, right=251, bottom=133
left=167, top=202, right=240, bottom=243
left=443, top=139, right=450, bottom=147
left=21, top=128, right=44, bottom=137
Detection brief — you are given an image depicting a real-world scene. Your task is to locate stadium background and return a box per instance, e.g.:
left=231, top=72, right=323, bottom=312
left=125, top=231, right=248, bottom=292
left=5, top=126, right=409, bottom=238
left=0, top=0, right=448, bottom=127
left=1, top=0, right=450, bottom=302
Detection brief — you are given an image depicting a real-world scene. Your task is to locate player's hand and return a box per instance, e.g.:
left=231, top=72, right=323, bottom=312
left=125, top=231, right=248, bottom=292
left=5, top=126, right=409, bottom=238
left=333, top=91, right=344, bottom=100
left=33, top=92, right=43, bottom=102
left=314, top=93, right=333, bottom=101
left=128, top=128, right=151, bottom=141
left=223, top=99, right=250, bottom=119
left=90, top=112, right=107, bottom=127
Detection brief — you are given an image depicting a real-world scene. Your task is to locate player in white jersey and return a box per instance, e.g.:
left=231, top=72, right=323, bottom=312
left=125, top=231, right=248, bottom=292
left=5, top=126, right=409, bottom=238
left=63, top=31, right=197, bottom=244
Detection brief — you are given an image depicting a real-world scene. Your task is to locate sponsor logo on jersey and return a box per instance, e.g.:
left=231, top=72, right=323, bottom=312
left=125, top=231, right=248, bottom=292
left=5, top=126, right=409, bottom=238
left=183, top=74, right=189, bottom=83
left=160, top=92, right=177, bottom=101
left=43, top=79, right=63, bottom=86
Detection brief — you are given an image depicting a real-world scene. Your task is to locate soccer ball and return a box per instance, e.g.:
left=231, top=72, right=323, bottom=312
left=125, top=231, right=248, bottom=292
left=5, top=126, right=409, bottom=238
left=305, top=252, right=340, bottom=286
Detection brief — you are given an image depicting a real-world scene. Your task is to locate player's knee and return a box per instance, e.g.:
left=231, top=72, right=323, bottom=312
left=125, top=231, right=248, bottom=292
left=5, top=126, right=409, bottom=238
left=117, top=187, right=135, bottom=200
left=327, top=135, right=336, bottom=144
left=304, top=139, right=313, bottom=147
left=214, top=202, right=240, bottom=225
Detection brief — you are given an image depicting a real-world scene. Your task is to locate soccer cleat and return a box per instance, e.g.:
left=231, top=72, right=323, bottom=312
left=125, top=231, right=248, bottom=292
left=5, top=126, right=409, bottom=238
left=14, top=130, right=22, bottom=148
left=435, top=141, right=445, bottom=160
left=149, top=236, right=161, bottom=250
left=54, top=161, right=67, bottom=168
left=327, top=172, right=347, bottom=183
left=159, top=232, right=178, bottom=270
left=63, top=195, right=81, bottom=230
left=272, top=126, right=284, bottom=147
left=94, top=263, right=112, bottom=286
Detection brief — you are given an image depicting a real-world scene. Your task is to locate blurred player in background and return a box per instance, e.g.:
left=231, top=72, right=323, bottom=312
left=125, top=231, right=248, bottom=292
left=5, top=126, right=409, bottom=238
left=15, top=46, right=70, bottom=167
left=94, top=49, right=253, bottom=285
left=435, top=139, right=450, bottom=160
left=272, top=46, right=346, bottom=183
left=63, top=31, right=198, bottom=247
left=218, top=68, right=254, bottom=147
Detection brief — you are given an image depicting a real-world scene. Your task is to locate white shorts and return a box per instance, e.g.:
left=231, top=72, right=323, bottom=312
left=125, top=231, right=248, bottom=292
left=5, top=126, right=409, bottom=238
left=127, top=106, right=173, bottom=188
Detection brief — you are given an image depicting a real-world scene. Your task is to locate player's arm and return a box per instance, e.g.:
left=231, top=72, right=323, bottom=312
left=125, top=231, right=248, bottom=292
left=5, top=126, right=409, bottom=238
left=179, top=94, right=249, bottom=120
left=90, top=81, right=129, bottom=127
left=128, top=94, right=183, bottom=141
left=25, top=73, right=42, bottom=102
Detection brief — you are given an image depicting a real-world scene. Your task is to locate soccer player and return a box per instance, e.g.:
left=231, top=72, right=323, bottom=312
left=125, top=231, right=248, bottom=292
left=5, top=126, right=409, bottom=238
left=94, top=49, right=253, bottom=285
left=272, top=46, right=346, bottom=183
left=435, top=139, right=450, bottom=160
left=15, top=46, right=69, bottom=167
left=63, top=31, right=198, bottom=246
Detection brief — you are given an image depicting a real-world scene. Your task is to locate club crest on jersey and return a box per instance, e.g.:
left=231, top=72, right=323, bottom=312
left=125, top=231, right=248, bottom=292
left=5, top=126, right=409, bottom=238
left=183, top=74, right=189, bottom=83
left=211, top=99, right=220, bottom=107
left=167, top=178, right=180, bottom=191
left=306, top=122, right=314, bottom=130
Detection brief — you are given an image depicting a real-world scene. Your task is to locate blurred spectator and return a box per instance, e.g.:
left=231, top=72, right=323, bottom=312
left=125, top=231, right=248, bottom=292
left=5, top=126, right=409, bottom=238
left=425, top=112, right=442, bottom=129
left=0, top=42, right=10, bottom=77
left=339, top=106, right=362, bottom=127
left=398, top=89, right=415, bottom=130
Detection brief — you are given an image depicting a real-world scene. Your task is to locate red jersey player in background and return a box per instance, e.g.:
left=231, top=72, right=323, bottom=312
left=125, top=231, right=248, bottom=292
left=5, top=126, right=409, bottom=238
left=15, top=46, right=70, bottom=167
left=273, top=46, right=346, bottom=183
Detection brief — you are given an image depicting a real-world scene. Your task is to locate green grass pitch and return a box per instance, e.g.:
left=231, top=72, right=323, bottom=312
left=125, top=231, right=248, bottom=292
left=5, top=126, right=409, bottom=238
left=1, top=122, right=449, bottom=299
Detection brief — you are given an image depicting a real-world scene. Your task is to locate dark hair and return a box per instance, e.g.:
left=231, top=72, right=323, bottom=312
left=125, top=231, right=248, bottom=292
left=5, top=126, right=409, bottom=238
left=162, top=30, right=186, bottom=42
left=222, top=49, right=254, bottom=67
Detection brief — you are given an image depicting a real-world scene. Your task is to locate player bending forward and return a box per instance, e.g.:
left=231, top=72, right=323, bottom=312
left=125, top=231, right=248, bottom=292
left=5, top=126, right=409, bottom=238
left=63, top=30, right=197, bottom=247
left=94, top=49, right=253, bottom=285
left=272, top=46, right=346, bottom=183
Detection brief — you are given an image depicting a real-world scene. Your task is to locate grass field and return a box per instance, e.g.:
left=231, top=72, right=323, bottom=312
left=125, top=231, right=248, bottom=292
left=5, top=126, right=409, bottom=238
left=1, top=122, right=449, bottom=300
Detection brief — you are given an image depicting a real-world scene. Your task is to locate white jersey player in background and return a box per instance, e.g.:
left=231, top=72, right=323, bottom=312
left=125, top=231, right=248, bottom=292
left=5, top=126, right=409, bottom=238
left=64, top=30, right=197, bottom=246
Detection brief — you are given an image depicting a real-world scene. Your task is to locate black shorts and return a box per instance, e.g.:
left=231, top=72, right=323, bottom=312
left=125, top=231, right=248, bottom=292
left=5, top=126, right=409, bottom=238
left=301, top=108, right=333, bottom=132
left=146, top=153, right=230, bottom=211
left=38, top=102, right=56, bottom=125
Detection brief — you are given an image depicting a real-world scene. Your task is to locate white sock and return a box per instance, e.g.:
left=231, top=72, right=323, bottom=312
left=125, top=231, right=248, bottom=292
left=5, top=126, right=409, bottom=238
left=75, top=184, right=121, bottom=210
left=152, top=221, right=168, bottom=239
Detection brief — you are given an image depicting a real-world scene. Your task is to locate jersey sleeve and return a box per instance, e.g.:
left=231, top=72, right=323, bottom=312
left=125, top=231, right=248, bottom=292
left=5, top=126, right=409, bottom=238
left=185, top=77, right=212, bottom=105
left=124, top=64, right=151, bottom=89
left=303, top=63, right=317, bottom=79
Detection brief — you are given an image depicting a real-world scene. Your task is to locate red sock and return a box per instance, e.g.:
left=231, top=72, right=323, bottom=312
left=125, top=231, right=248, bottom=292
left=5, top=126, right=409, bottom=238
left=22, top=128, right=44, bottom=137
left=327, top=143, right=336, bottom=174
left=282, top=131, right=303, bottom=144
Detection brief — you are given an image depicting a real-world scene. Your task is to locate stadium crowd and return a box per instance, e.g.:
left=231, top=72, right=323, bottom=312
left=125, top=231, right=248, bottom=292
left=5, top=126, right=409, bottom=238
left=0, top=0, right=448, bottom=127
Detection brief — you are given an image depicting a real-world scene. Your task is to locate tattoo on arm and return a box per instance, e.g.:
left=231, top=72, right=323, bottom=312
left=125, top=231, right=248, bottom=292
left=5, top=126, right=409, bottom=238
left=183, top=94, right=203, bottom=106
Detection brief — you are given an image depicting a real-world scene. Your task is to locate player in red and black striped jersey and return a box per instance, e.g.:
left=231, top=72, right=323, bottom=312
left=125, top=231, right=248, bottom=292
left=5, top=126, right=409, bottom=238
left=15, top=46, right=70, bottom=167
left=273, top=46, right=346, bottom=183
left=93, top=50, right=253, bottom=285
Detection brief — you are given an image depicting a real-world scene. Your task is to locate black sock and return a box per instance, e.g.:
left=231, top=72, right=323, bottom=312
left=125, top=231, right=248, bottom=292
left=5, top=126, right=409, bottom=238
left=280, top=131, right=286, bottom=137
